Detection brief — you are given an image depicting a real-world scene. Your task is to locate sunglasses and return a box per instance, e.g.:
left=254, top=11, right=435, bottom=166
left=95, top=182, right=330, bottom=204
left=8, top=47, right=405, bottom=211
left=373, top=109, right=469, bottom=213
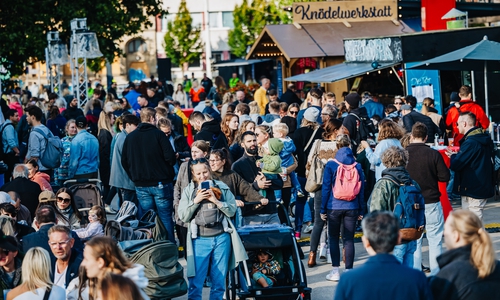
left=0, top=249, right=11, bottom=256
left=394, top=102, right=403, bottom=105
left=290, top=111, right=299, bottom=115
left=190, top=158, right=208, bottom=165
left=57, top=197, right=71, bottom=204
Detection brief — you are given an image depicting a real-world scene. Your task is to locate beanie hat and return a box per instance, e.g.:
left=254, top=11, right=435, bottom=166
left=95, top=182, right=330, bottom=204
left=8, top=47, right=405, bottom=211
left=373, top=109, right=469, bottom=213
left=450, top=92, right=460, bottom=103
left=345, top=93, right=361, bottom=109
left=267, top=138, right=284, bottom=155
left=303, top=107, right=320, bottom=123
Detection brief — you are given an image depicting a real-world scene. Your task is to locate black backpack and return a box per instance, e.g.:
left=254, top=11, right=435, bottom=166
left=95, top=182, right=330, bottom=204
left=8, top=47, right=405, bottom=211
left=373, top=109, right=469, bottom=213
left=350, top=112, right=377, bottom=147
left=0, top=123, right=14, bottom=161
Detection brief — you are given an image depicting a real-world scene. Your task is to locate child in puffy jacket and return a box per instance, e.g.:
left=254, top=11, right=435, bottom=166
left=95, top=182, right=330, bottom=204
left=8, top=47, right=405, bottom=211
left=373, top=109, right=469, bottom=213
left=251, top=249, right=281, bottom=288
left=256, top=138, right=284, bottom=199
left=273, top=123, right=304, bottom=197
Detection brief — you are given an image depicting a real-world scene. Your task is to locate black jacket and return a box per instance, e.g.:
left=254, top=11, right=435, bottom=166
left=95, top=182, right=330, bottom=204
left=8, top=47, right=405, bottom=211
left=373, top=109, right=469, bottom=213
left=122, top=123, right=177, bottom=186
left=403, top=110, right=440, bottom=143
left=168, top=113, right=184, bottom=137
left=406, top=143, right=450, bottom=204
left=450, top=127, right=495, bottom=199
left=62, top=106, right=84, bottom=121
left=281, top=89, right=301, bottom=106
left=98, top=129, right=113, bottom=186
left=342, top=107, right=370, bottom=144
left=194, top=119, right=228, bottom=150
left=292, top=126, right=324, bottom=177
left=172, top=133, right=190, bottom=160
left=1, top=178, right=42, bottom=219
left=22, top=224, right=84, bottom=265
left=430, top=245, right=500, bottom=300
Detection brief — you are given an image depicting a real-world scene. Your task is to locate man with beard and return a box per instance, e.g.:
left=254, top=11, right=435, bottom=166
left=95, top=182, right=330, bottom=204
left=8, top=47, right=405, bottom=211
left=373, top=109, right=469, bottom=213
left=62, top=98, right=84, bottom=121
left=232, top=131, right=281, bottom=225
left=47, top=225, right=82, bottom=289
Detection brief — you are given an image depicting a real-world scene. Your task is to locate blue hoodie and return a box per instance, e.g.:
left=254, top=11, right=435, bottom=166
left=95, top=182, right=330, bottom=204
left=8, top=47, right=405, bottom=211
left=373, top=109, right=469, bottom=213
left=321, top=147, right=365, bottom=214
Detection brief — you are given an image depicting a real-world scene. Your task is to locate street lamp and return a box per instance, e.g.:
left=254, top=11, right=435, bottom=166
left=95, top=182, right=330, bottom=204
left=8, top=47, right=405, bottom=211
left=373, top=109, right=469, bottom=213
left=46, top=31, right=69, bottom=97
left=70, top=18, right=103, bottom=108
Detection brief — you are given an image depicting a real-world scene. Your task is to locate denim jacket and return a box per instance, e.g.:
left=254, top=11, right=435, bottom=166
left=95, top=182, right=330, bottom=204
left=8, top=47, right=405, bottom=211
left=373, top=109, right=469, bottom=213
left=1, top=120, right=18, bottom=154
left=68, top=129, right=99, bottom=178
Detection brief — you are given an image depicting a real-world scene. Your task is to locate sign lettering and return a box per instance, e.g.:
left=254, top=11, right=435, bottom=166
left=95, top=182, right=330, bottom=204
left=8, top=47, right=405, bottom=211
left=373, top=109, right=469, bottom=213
left=293, top=1, right=397, bottom=24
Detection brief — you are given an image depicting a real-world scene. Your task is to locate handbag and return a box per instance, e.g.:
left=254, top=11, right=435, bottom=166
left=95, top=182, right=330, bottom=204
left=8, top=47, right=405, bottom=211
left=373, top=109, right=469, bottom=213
left=305, top=140, right=324, bottom=193
left=43, top=286, right=52, bottom=300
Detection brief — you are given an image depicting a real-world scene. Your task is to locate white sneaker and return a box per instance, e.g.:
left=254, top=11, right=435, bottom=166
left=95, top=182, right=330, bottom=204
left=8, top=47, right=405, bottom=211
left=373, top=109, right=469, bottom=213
left=326, top=267, right=340, bottom=281
left=318, top=243, right=327, bottom=260
left=303, top=223, right=314, bottom=234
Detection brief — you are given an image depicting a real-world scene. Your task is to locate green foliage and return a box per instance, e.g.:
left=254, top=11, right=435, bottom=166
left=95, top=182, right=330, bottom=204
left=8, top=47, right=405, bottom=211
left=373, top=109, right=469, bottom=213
left=163, top=0, right=204, bottom=70
left=228, top=0, right=319, bottom=58
left=0, top=0, right=165, bottom=76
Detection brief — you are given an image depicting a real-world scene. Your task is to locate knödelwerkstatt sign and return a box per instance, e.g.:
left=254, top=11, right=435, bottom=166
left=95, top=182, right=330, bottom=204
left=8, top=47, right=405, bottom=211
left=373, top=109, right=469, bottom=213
left=292, top=1, right=397, bottom=24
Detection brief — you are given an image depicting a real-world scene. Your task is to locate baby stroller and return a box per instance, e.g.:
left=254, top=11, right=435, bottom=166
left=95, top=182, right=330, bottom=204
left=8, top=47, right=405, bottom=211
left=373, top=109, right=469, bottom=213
left=226, top=202, right=311, bottom=300
left=63, top=178, right=103, bottom=225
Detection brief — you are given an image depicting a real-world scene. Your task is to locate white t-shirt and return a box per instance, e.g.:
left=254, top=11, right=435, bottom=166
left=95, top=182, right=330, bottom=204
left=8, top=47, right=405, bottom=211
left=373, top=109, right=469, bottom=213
left=53, top=264, right=67, bottom=288
left=13, top=286, right=66, bottom=300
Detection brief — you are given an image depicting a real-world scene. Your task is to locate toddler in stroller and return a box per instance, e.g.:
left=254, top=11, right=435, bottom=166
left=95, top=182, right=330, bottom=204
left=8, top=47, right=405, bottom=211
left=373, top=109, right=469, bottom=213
left=251, top=249, right=281, bottom=288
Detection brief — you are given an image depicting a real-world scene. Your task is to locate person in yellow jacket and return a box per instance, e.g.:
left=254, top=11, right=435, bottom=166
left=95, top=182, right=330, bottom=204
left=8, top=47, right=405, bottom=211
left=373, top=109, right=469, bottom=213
left=173, top=101, right=189, bottom=136
left=229, top=72, right=240, bottom=88
left=254, top=78, right=270, bottom=115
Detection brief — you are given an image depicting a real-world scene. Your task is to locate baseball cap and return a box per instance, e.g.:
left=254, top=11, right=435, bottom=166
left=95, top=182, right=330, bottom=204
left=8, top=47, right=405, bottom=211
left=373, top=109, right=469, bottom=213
left=76, top=116, right=87, bottom=128
left=39, top=191, right=56, bottom=203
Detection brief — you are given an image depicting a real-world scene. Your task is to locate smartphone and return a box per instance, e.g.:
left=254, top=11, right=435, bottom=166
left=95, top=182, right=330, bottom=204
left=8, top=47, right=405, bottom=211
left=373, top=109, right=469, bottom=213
left=200, top=181, right=210, bottom=190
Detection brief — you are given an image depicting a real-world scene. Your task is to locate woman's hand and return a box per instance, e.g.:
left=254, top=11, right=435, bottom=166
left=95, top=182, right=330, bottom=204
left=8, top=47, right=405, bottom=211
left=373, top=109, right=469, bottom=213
left=320, top=214, right=327, bottom=221
left=358, top=215, right=363, bottom=221
left=260, top=198, right=269, bottom=206
left=194, top=189, right=210, bottom=204
left=360, top=140, right=370, bottom=150
left=235, top=200, right=245, bottom=207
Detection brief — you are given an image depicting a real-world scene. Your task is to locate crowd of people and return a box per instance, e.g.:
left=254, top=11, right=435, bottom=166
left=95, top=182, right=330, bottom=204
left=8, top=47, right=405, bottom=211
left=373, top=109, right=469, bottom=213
left=0, top=74, right=499, bottom=299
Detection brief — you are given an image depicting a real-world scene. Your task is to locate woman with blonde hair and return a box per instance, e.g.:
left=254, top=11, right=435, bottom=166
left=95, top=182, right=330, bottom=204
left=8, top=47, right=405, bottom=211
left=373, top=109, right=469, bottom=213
left=248, top=101, right=262, bottom=125
left=360, top=119, right=405, bottom=181
left=66, top=236, right=149, bottom=300
left=97, top=110, right=115, bottom=212
left=220, top=92, right=234, bottom=119
left=7, top=247, right=66, bottom=299
left=430, top=210, right=500, bottom=300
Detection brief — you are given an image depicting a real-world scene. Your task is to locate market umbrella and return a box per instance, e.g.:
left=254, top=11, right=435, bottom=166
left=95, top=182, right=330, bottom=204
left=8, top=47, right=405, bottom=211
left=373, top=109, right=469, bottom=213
left=408, top=35, right=500, bottom=116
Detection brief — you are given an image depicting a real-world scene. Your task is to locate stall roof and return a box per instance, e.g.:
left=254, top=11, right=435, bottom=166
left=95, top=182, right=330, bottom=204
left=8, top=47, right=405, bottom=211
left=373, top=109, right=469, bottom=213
left=212, top=59, right=272, bottom=68
left=246, top=22, right=413, bottom=61
left=285, top=62, right=400, bottom=83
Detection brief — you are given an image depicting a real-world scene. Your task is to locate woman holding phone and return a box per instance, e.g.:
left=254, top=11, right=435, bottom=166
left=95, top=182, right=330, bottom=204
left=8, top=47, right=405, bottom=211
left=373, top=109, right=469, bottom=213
left=178, top=159, right=247, bottom=300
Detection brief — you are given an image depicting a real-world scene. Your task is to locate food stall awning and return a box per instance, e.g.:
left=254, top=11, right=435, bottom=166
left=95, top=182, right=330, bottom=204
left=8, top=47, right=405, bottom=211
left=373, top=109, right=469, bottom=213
left=285, top=62, right=401, bottom=83
left=246, top=22, right=413, bottom=61
left=212, top=59, right=272, bottom=68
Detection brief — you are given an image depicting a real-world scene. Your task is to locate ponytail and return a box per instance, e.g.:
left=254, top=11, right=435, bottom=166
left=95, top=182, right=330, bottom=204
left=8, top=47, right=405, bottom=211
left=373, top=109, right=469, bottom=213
left=449, top=210, right=496, bottom=278
left=472, top=227, right=496, bottom=278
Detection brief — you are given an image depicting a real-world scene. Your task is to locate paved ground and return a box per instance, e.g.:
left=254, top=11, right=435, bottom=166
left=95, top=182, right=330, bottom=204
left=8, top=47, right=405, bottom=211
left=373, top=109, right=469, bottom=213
left=175, top=198, right=500, bottom=300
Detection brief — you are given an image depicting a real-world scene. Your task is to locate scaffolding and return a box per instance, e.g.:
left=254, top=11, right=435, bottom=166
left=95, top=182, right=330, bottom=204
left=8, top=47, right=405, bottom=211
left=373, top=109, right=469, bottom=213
left=70, top=18, right=102, bottom=108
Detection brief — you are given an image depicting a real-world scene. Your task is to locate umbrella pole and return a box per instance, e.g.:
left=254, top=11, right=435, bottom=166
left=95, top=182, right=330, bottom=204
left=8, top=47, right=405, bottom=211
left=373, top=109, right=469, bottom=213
left=485, top=61, right=489, bottom=117
left=471, top=70, right=476, bottom=101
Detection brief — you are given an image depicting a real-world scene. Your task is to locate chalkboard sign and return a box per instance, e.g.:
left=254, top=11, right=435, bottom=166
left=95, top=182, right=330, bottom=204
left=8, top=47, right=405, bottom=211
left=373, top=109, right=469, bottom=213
left=405, top=62, right=442, bottom=114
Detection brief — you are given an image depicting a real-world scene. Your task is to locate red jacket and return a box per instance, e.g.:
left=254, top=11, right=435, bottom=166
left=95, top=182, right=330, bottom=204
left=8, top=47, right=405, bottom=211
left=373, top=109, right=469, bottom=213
left=445, top=99, right=489, bottom=143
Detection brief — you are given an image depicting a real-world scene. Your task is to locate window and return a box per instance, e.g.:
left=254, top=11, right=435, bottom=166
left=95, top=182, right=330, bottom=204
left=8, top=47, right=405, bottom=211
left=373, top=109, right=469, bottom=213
left=209, top=12, right=220, bottom=28
left=222, top=12, right=234, bottom=28
left=127, top=39, right=147, bottom=54
left=191, top=13, right=202, bottom=28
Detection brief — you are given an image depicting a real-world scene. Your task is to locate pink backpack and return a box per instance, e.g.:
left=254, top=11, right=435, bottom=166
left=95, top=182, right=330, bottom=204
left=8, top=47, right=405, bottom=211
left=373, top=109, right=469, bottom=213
left=332, top=159, right=362, bottom=201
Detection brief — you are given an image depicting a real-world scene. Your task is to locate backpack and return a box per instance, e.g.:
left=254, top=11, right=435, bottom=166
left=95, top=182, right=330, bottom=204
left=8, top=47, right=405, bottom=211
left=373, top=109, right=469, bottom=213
left=130, top=240, right=188, bottom=299
left=32, top=128, right=63, bottom=169
left=350, top=112, right=377, bottom=147
left=382, top=176, right=425, bottom=241
left=332, top=159, right=361, bottom=201
left=0, top=123, right=14, bottom=161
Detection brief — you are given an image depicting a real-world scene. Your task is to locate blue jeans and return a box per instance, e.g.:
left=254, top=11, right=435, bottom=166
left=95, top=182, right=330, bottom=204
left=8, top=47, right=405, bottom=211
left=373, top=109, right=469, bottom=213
left=252, top=272, right=274, bottom=287
left=135, top=183, right=175, bottom=243
left=303, top=197, right=312, bottom=223
left=393, top=240, right=417, bottom=268
left=413, top=202, right=444, bottom=275
left=295, top=177, right=307, bottom=233
left=188, top=233, right=231, bottom=300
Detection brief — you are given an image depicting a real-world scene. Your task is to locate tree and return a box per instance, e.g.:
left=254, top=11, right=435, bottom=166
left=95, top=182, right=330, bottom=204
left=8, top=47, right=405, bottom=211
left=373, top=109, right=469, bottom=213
left=163, top=0, right=204, bottom=73
left=0, top=0, right=166, bottom=76
left=228, top=0, right=318, bottom=58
